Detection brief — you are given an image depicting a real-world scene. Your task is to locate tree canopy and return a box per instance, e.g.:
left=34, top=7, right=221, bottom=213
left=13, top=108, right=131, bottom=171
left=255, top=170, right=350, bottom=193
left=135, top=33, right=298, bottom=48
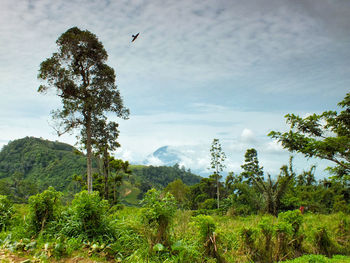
left=268, top=93, right=350, bottom=177
left=38, top=27, right=129, bottom=192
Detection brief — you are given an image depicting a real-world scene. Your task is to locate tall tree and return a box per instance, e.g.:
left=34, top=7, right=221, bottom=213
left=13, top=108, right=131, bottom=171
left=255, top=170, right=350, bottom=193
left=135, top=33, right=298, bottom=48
left=241, top=148, right=264, bottom=185
left=38, top=27, right=129, bottom=193
left=268, top=92, right=350, bottom=177
left=209, top=138, right=226, bottom=209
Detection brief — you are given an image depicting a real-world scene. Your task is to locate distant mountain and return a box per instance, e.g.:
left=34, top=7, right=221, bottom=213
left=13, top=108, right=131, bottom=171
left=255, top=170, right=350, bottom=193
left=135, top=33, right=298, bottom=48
left=144, top=145, right=210, bottom=176
left=144, top=146, right=182, bottom=166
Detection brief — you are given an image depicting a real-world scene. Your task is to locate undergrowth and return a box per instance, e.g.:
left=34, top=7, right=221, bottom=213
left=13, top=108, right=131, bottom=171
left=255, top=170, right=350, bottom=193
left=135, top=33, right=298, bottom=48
left=0, top=189, right=349, bottom=262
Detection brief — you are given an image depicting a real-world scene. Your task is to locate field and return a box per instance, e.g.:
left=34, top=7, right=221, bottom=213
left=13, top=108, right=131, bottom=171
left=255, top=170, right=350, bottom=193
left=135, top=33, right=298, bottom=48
left=0, top=195, right=349, bottom=263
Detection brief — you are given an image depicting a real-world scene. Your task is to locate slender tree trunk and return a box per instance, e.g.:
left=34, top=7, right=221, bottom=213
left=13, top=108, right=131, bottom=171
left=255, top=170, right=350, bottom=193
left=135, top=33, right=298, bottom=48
left=86, top=114, right=93, bottom=193
left=103, top=148, right=109, bottom=200
left=113, top=180, right=116, bottom=204
left=216, top=168, right=220, bottom=209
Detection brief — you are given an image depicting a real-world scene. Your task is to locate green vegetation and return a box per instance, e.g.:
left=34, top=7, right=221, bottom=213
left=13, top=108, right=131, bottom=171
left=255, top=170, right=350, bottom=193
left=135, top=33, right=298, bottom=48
left=0, top=137, right=86, bottom=195
left=0, top=27, right=349, bottom=261
left=0, top=199, right=349, bottom=262
left=0, top=137, right=201, bottom=204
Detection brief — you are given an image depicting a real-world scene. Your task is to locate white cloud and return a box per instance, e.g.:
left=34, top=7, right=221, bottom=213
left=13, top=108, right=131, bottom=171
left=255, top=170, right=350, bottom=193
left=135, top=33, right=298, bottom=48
left=241, top=128, right=255, bottom=143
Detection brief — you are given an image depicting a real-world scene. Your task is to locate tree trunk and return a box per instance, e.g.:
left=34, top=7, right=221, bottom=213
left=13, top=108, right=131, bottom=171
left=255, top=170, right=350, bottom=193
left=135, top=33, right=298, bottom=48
left=103, top=148, right=109, bottom=200
left=113, top=180, right=116, bottom=204
left=86, top=114, right=93, bottom=193
left=216, top=172, right=220, bottom=209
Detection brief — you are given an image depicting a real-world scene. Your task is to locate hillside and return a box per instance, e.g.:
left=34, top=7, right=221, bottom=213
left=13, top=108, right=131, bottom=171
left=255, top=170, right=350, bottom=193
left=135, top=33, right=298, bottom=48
left=0, top=137, right=87, bottom=193
left=0, top=137, right=201, bottom=202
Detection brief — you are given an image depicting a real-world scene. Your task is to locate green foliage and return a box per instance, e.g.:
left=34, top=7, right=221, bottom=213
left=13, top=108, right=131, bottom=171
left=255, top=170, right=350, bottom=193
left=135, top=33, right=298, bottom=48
left=28, top=187, right=62, bottom=234
left=131, top=164, right=201, bottom=198
left=240, top=148, right=264, bottom=184
left=192, top=215, right=216, bottom=243
left=314, top=226, right=335, bottom=257
left=141, top=189, right=177, bottom=245
left=209, top=138, right=226, bottom=209
left=258, top=215, right=275, bottom=262
left=38, top=27, right=129, bottom=192
left=0, top=195, right=13, bottom=231
left=268, top=92, right=350, bottom=176
left=283, top=254, right=350, bottom=263
left=64, top=191, right=110, bottom=240
left=192, top=215, right=222, bottom=261
left=199, top=198, right=217, bottom=210
left=164, top=179, right=189, bottom=207
left=0, top=137, right=86, bottom=195
left=239, top=226, right=258, bottom=257
left=278, top=210, right=303, bottom=234
left=0, top=137, right=201, bottom=204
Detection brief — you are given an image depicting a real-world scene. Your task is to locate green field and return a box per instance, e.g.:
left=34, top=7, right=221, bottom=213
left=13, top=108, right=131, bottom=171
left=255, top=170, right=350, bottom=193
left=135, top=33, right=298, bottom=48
left=0, top=194, right=349, bottom=263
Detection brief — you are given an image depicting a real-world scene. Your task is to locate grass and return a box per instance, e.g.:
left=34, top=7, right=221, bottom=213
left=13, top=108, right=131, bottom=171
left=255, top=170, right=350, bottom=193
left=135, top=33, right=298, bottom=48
left=1, top=204, right=350, bottom=262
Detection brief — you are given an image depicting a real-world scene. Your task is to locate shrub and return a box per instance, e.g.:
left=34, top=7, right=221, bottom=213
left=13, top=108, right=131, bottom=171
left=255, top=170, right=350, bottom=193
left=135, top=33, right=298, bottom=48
left=192, top=215, right=222, bottom=261
left=28, top=187, right=62, bottom=234
left=278, top=210, right=304, bottom=257
left=141, top=189, right=177, bottom=246
left=0, top=195, right=14, bottom=231
left=274, top=221, right=293, bottom=261
left=278, top=210, right=303, bottom=235
left=258, top=216, right=275, bottom=262
left=314, top=226, right=334, bottom=257
left=63, top=191, right=111, bottom=240
left=239, top=226, right=258, bottom=261
left=199, top=199, right=217, bottom=210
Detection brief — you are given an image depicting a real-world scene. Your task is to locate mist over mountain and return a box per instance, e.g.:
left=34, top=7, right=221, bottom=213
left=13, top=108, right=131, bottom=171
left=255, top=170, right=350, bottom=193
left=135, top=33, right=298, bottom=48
left=144, top=145, right=211, bottom=176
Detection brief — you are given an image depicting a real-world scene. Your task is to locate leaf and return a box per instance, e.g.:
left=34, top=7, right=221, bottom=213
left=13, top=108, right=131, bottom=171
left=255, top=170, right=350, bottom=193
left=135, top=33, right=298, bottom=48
left=153, top=243, right=165, bottom=252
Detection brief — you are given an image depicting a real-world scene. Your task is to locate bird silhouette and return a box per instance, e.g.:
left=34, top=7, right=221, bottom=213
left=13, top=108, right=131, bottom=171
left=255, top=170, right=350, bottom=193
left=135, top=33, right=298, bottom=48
left=131, top=33, right=140, bottom=42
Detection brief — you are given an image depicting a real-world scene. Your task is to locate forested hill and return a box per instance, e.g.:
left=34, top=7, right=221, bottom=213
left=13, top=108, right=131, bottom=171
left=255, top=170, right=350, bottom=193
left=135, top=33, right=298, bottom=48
left=0, top=137, right=87, bottom=192
left=130, top=164, right=201, bottom=191
left=0, top=137, right=201, bottom=200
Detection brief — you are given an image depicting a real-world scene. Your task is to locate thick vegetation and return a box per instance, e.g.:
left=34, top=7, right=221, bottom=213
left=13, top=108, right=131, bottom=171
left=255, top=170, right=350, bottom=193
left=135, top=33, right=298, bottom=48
left=0, top=193, right=349, bottom=262
left=0, top=137, right=201, bottom=204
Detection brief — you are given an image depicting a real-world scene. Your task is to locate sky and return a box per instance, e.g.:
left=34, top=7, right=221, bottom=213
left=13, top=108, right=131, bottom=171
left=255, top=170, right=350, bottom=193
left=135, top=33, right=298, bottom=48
left=1, top=0, right=350, bottom=177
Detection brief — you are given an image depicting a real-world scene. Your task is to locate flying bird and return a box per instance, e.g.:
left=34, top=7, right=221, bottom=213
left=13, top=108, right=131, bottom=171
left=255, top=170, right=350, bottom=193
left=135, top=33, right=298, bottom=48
left=131, top=33, right=140, bottom=42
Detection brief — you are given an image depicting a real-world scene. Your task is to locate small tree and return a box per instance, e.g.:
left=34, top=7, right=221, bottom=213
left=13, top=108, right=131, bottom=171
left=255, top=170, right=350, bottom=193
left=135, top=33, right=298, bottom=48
left=38, top=27, right=129, bottom=193
left=164, top=179, right=189, bottom=207
left=28, top=187, right=62, bottom=233
left=241, top=148, right=264, bottom=185
left=209, top=139, right=226, bottom=209
left=249, top=157, right=295, bottom=216
left=109, top=158, right=131, bottom=204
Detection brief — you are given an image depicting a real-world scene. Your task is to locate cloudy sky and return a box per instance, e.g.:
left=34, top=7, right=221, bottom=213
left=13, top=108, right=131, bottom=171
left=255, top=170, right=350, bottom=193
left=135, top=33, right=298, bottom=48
left=1, top=0, right=349, bottom=177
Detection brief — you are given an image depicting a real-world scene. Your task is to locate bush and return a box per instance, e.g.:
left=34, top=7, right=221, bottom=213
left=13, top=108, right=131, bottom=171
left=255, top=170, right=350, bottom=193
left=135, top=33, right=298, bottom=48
left=278, top=210, right=304, bottom=255
left=141, top=189, right=177, bottom=246
left=199, top=199, right=217, bottom=210
left=192, top=214, right=222, bottom=261
left=314, top=226, right=334, bottom=257
left=258, top=215, right=275, bottom=262
left=274, top=221, right=293, bottom=261
left=28, top=187, right=62, bottom=234
left=63, top=191, right=111, bottom=240
left=0, top=195, right=14, bottom=231
left=239, top=226, right=258, bottom=261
